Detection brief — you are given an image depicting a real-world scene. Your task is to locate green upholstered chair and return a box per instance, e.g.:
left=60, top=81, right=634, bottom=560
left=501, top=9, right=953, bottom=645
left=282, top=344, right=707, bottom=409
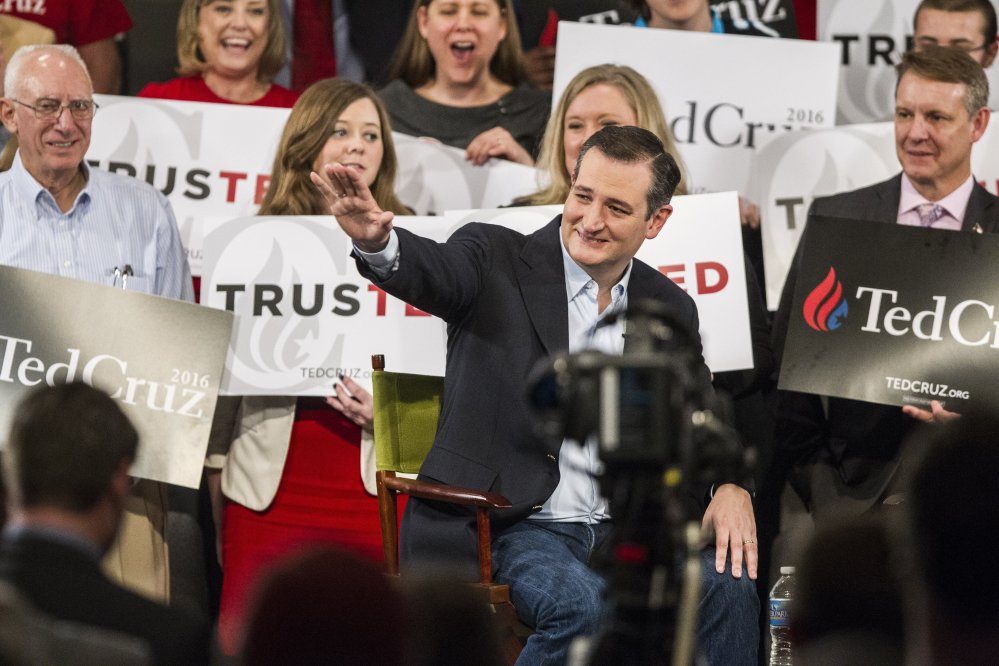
left=370, top=355, right=528, bottom=663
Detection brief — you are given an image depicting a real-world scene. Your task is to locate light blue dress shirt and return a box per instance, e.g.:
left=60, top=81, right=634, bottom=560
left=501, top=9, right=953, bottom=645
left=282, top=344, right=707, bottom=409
left=357, top=228, right=631, bottom=523
left=530, top=237, right=630, bottom=524
left=0, top=153, right=194, bottom=302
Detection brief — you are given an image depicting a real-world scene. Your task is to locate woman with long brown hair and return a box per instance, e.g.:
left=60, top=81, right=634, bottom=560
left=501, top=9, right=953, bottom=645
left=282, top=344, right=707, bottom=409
left=213, top=79, right=409, bottom=655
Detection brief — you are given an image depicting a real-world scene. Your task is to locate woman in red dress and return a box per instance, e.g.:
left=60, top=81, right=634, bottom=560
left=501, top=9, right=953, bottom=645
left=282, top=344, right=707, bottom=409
left=213, top=79, right=411, bottom=655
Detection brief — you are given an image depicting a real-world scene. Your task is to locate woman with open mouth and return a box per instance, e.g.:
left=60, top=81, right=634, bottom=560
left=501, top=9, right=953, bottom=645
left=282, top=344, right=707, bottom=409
left=379, top=0, right=551, bottom=167
left=139, top=0, right=298, bottom=108
left=138, top=0, right=298, bottom=304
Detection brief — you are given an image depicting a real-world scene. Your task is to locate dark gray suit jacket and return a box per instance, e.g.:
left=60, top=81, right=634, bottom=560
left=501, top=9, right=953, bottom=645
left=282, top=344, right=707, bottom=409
left=0, top=533, right=209, bottom=665
left=357, top=217, right=711, bottom=573
left=772, top=174, right=999, bottom=518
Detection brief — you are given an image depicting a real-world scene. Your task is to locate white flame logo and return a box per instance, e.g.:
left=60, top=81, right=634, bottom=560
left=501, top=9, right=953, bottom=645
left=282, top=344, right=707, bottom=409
left=210, top=218, right=353, bottom=393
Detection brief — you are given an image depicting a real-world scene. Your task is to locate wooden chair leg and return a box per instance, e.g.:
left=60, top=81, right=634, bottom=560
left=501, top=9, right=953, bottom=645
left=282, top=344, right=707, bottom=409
left=376, top=470, right=400, bottom=575
left=476, top=506, right=493, bottom=584
left=492, top=597, right=528, bottom=665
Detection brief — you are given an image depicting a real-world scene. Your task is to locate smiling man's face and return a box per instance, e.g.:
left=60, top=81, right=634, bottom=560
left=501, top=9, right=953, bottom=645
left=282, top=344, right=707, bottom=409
left=561, top=148, right=671, bottom=287
left=2, top=51, right=93, bottom=185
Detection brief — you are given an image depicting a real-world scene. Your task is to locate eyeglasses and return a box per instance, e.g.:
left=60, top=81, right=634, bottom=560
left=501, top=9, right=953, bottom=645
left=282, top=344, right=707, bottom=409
left=914, top=38, right=990, bottom=55
left=10, top=98, right=99, bottom=121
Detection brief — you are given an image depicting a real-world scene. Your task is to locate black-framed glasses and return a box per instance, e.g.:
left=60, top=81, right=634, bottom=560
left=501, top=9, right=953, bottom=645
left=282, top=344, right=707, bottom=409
left=11, top=98, right=98, bottom=121
left=914, top=37, right=990, bottom=54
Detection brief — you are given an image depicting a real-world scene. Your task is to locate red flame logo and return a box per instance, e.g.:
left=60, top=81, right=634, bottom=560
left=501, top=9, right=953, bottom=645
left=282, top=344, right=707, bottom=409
left=803, top=267, right=848, bottom=332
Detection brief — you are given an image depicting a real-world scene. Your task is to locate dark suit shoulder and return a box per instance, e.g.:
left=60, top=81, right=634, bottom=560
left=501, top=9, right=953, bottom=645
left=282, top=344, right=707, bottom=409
left=396, top=217, right=542, bottom=256
left=451, top=220, right=534, bottom=244
left=810, top=175, right=901, bottom=222
left=630, top=257, right=696, bottom=311
left=0, top=536, right=209, bottom=665
left=966, top=180, right=999, bottom=233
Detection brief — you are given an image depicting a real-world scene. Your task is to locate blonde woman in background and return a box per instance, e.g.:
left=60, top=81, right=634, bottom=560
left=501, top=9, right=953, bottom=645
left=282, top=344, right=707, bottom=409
left=514, top=64, right=688, bottom=205
left=140, top=0, right=297, bottom=107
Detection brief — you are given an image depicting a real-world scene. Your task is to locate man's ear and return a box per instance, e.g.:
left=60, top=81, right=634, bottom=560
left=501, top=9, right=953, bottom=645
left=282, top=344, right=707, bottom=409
left=971, top=105, right=990, bottom=143
left=983, top=38, right=998, bottom=68
left=0, top=99, right=18, bottom=135
left=110, top=459, right=132, bottom=501
left=645, top=204, right=673, bottom=240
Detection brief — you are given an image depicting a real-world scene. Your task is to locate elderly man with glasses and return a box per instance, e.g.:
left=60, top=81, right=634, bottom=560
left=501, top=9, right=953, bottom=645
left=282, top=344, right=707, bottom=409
left=0, top=44, right=194, bottom=602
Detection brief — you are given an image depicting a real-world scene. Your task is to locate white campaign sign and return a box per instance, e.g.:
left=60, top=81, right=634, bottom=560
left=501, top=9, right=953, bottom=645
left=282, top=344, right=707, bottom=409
left=818, top=0, right=999, bottom=124
left=87, top=96, right=542, bottom=274
left=88, top=95, right=288, bottom=276
left=393, top=134, right=541, bottom=214
left=755, top=121, right=999, bottom=308
left=202, top=193, right=751, bottom=395
left=754, top=122, right=897, bottom=308
left=552, top=22, right=840, bottom=195
left=635, top=192, right=752, bottom=375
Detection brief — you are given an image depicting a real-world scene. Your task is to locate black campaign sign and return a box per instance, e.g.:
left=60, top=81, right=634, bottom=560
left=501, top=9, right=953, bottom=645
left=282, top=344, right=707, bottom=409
left=779, top=216, right=999, bottom=411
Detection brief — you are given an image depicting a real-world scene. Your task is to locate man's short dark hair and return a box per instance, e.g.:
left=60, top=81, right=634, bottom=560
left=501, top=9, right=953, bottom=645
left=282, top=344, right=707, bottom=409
left=573, top=125, right=681, bottom=219
left=907, top=412, right=999, bottom=627
left=896, top=44, right=990, bottom=115
left=4, top=383, right=138, bottom=512
left=915, top=0, right=998, bottom=47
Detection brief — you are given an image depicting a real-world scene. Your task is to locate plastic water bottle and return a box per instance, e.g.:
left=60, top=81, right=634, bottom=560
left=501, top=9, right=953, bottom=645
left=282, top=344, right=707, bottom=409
left=769, top=566, right=795, bottom=666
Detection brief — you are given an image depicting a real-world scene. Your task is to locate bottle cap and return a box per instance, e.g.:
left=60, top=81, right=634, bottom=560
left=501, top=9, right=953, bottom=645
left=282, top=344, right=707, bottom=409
left=780, top=566, right=795, bottom=574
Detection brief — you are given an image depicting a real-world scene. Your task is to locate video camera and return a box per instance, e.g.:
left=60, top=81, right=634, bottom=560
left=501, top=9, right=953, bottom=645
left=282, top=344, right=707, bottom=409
left=528, top=299, right=748, bottom=664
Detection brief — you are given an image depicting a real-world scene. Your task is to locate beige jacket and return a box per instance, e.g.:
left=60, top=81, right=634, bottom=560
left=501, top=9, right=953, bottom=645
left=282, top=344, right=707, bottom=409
left=206, top=396, right=376, bottom=511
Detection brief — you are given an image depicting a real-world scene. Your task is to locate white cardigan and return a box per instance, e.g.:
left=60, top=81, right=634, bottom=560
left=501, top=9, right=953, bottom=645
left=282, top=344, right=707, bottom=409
left=205, top=396, right=376, bottom=511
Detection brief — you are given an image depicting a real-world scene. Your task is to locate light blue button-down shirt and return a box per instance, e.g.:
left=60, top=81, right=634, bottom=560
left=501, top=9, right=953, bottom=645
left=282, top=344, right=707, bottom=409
left=530, top=238, right=631, bottom=524
left=357, top=228, right=631, bottom=523
left=0, top=153, right=194, bottom=301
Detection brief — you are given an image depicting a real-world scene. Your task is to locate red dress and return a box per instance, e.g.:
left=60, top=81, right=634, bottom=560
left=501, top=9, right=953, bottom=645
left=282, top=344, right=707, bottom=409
left=140, top=79, right=383, bottom=654
left=217, top=401, right=386, bottom=654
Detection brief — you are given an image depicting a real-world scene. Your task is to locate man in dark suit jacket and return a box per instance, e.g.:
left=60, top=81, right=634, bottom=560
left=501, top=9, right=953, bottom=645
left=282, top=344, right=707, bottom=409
left=315, top=126, right=760, bottom=664
left=0, top=383, right=209, bottom=665
left=772, top=45, right=999, bottom=520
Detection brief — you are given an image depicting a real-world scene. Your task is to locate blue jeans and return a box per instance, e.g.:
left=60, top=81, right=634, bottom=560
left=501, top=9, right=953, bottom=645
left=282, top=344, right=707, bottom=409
left=492, top=520, right=759, bottom=666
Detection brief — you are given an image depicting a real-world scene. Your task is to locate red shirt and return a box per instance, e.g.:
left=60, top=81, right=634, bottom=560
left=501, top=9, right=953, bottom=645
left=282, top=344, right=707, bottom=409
left=138, top=76, right=299, bottom=108
left=137, top=76, right=298, bottom=301
left=0, top=0, right=132, bottom=46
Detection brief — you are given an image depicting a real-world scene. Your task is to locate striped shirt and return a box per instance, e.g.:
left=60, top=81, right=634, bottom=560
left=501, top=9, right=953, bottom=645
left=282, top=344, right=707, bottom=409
left=0, top=153, right=193, bottom=301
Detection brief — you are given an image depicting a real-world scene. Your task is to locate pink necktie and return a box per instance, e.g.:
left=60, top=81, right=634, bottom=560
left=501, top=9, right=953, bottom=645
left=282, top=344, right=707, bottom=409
left=916, top=203, right=944, bottom=227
